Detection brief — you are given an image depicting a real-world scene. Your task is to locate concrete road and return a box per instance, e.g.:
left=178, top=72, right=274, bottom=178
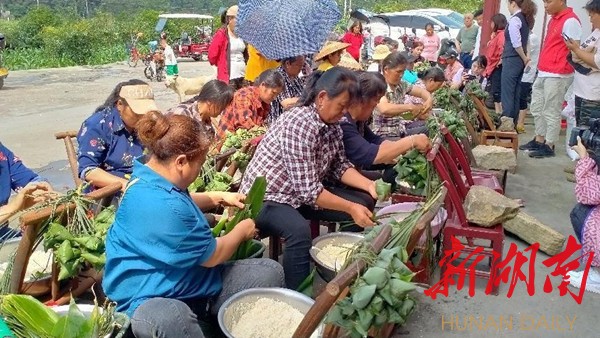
left=1, top=61, right=598, bottom=337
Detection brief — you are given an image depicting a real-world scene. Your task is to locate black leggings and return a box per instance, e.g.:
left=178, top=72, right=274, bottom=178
left=255, top=186, right=375, bottom=289
left=490, top=65, right=502, bottom=103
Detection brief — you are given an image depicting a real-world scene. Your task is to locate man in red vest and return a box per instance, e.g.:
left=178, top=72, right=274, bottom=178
left=521, top=0, right=582, bottom=158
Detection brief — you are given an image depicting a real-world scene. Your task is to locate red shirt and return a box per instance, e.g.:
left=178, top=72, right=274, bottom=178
left=208, top=27, right=230, bottom=83
left=217, top=86, right=270, bottom=139
left=484, top=30, right=506, bottom=78
left=342, top=32, right=363, bottom=61
left=538, top=7, right=580, bottom=75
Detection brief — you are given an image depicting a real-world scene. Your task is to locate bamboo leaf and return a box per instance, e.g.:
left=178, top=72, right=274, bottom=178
left=245, top=176, right=267, bottom=219
left=50, top=298, right=88, bottom=338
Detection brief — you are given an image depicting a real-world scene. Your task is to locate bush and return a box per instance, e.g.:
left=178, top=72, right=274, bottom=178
left=1, top=10, right=143, bottom=70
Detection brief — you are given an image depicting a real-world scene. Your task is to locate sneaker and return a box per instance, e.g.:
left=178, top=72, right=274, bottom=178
left=567, top=268, right=600, bottom=294
left=529, top=144, right=555, bottom=158
left=565, top=270, right=584, bottom=281
left=519, top=138, right=543, bottom=151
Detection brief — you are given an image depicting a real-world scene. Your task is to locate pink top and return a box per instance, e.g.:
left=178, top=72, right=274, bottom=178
left=421, top=33, right=441, bottom=62
left=575, top=157, right=600, bottom=267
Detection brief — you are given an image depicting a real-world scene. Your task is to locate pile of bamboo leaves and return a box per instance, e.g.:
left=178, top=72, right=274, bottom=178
left=211, top=177, right=267, bottom=260
left=0, top=294, right=119, bottom=338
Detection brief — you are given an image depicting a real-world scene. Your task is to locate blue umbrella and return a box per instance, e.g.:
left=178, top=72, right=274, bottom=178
left=236, top=0, right=342, bottom=60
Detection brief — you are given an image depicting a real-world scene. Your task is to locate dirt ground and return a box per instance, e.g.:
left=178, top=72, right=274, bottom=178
left=1, top=61, right=598, bottom=337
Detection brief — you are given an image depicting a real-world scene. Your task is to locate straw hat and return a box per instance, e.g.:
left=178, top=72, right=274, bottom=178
left=314, top=41, right=350, bottom=61
left=338, top=51, right=362, bottom=70
left=226, top=5, right=238, bottom=17
left=372, top=45, right=391, bottom=61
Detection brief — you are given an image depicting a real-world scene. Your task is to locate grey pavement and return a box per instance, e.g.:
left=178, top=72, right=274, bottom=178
left=1, top=62, right=598, bottom=337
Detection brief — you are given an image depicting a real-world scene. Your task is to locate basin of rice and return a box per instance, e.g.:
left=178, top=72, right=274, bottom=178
left=310, top=233, right=364, bottom=282
left=314, top=242, right=356, bottom=271
left=218, top=287, right=321, bottom=338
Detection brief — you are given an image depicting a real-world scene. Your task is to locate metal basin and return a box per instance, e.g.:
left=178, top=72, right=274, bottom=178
left=218, top=287, right=321, bottom=338
left=309, top=232, right=364, bottom=282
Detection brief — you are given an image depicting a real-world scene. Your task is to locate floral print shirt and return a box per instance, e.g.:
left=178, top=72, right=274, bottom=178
left=0, top=142, right=42, bottom=206
left=77, top=106, right=144, bottom=180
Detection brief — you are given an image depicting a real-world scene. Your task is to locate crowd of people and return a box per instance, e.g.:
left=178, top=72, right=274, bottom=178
left=2, top=0, right=600, bottom=336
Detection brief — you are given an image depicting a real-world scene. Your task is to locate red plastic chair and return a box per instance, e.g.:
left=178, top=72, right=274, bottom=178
left=440, top=126, right=504, bottom=194
left=428, top=140, right=504, bottom=296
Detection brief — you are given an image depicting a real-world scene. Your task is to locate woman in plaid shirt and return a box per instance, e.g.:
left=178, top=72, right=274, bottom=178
left=240, top=67, right=378, bottom=289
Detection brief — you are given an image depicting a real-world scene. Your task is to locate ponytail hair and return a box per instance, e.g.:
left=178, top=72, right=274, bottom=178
left=137, top=111, right=211, bottom=163
left=297, top=67, right=359, bottom=107
left=417, top=67, right=445, bottom=82
left=512, top=0, right=537, bottom=28
left=184, top=79, right=234, bottom=111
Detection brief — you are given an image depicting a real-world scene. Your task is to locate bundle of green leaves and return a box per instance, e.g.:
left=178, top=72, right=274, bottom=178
left=222, top=127, right=267, bottom=169
left=42, top=206, right=115, bottom=281
left=211, top=177, right=267, bottom=260
left=394, top=149, right=429, bottom=196
left=427, top=110, right=468, bottom=140
left=326, top=247, right=416, bottom=337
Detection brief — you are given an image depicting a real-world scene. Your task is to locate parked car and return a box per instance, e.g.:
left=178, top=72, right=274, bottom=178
left=414, top=8, right=465, bottom=26
left=369, top=10, right=461, bottom=42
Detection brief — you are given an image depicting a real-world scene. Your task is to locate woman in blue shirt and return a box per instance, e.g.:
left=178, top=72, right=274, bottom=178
left=77, top=79, right=159, bottom=191
left=0, top=142, right=53, bottom=237
left=102, top=111, right=284, bottom=337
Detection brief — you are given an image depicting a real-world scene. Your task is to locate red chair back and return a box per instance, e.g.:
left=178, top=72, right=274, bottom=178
left=426, top=138, right=468, bottom=226
left=440, top=126, right=475, bottom=186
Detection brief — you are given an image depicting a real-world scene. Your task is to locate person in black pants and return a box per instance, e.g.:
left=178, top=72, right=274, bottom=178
left=239, top=68, right=377, bottom=289
left=340, top=72, right=431, bottom=189
left=501, top=0, right=535, bottom=125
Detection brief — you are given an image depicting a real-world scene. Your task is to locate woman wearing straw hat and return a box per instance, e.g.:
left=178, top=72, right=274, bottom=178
left=367, top=44, right=392, bottom=72
left=315, top=41, right=351, bottom=71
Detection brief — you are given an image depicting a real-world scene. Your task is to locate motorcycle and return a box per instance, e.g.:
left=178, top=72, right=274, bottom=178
left=143, top=51, right=165, bottom=82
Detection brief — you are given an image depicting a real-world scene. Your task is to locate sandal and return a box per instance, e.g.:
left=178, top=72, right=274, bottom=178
left=516, top=125, right=526, bottom=134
